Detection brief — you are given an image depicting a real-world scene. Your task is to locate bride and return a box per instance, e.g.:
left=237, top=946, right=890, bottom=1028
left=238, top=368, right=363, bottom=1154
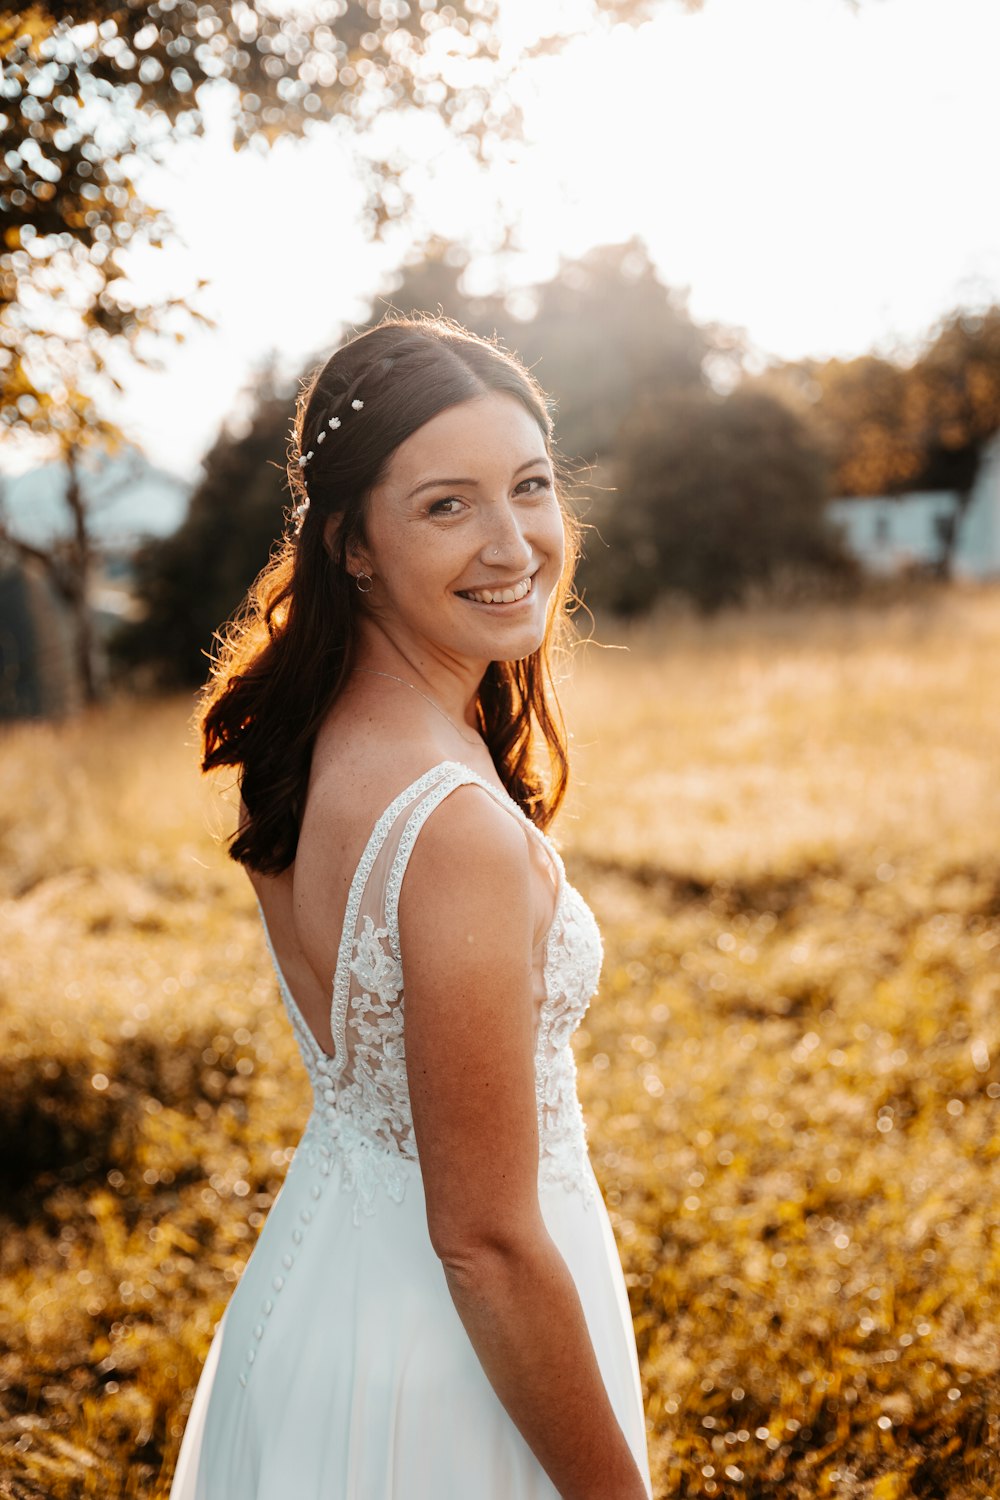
left=169, top=314, right=653, bottom=1500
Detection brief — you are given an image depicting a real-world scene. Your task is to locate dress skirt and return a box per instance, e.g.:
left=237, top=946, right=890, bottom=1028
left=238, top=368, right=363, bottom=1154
left=169, top=1119, right=651, bottom=1499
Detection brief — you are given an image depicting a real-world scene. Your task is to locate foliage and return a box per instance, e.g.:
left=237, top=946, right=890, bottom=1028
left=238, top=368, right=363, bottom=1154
left=495, top=239, right=717, bottom=466
left=768, top=356, right=927, bottom=499
left=595, top=385, right=855, bottom=614
left=1, top=5, right=699, bottom=707
left=908, top=307, right=1000, bottom=492
left=1, top=0, right=495, bottom=440
left=378, top=236, right=716, bottom=462
left=767, top=310, right=1000, bottom=501
left=1, top=589, right=998, bottom=1496
left=0, top=0, right=684, bottom=447
left=759, top=308, right=1000, bottom=575
left=113, top=238, right=723, bottom=683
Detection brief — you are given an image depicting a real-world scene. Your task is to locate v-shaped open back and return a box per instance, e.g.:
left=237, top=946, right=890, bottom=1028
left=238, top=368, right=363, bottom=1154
left=256, top=759, right=603, bottom=1222
left=261, top=761, right=563, bottom=1064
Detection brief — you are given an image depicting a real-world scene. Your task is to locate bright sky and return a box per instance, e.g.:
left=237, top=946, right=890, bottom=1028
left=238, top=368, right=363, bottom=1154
left=9, top=0, right=1000, bottom=480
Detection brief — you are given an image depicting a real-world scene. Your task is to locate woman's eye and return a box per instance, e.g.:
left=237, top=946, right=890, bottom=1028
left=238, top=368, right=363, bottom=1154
left=517, top=476, right=553, bottom=497
left=428, top=497, right=464, bottom=516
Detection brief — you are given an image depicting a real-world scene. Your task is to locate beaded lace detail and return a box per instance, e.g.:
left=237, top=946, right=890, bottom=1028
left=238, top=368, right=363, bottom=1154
left=258, top=761, right=603, bottom=1226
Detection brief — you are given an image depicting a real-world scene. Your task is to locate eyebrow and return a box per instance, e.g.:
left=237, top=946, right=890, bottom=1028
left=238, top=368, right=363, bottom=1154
left=405, top=456, right=551, bottom=501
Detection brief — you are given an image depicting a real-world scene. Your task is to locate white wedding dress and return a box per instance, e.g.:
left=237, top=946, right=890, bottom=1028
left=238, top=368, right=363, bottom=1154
left=169, top=760, right=652, bottom=1499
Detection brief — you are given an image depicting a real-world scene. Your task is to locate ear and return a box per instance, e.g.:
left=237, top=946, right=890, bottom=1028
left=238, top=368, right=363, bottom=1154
left=322, top=512, right=341, bottom=561
left=323, top=512, right=372, bottom=574
left=344, top=542, right=375, bottom=579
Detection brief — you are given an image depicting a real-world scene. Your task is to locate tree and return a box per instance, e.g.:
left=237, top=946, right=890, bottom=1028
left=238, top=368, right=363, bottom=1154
left=504, top=239, right=719, bottom=466
left=758, top=306, right=1000, bottom=578
left=367, top=239, right=505, bottom=347
left=116, top=236, right=732, bottom=682
left=0, top=438, right=147, bottom=702
left=764, top=355, right=927, bottom=498
left=376, top=237, right=720, bottom=461
left=904, top=307, right=1000, bottom=573
left=1, top=0, right=702, bottom=445
left=597, top=385, right=853, bottom=614
left=111, top=363, right=290, bottom=688
left=1, top=0, right=677, bottom=705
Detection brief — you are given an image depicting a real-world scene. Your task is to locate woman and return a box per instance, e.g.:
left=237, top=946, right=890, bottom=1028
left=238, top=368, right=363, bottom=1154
left=169, top=315, right=653, bottom=1500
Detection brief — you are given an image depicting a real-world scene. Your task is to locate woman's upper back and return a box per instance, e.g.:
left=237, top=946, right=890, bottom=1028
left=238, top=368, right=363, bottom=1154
left=246, top=715, right=604, bottom=1222
left=247, top=697, right=560, bottom=1062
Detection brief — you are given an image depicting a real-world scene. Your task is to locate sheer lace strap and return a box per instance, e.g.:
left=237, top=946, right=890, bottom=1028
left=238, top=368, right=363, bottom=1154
left=328, top=761, right=458, bottom=1079
left=451, top=761, right=565, bottom=882
left=327, top=760, right=562, bottom=1079
left=383, top=763, right=564, bottom=962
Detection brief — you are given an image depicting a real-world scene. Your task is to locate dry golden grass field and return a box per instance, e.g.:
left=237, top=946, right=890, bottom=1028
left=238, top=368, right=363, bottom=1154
left=0, top=586, right=997, bottom=1499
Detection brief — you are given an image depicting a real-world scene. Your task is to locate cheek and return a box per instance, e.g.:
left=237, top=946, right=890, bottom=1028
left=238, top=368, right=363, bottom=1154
left=542, top=506, right=568, bottom=573
left=379, top=537, right=442, bottom=592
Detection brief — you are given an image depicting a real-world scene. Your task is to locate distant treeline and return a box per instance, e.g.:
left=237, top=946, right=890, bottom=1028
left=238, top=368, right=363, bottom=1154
left=114, top=242, right=1000, bottom=685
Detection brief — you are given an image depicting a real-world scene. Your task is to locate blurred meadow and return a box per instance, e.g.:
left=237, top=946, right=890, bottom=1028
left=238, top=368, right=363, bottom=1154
left=3, top=0, right=1000, bottom=1495
left=0, top=584, right=997, bottom=1497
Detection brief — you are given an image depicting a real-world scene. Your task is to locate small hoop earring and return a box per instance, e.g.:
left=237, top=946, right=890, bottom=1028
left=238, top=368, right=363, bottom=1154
left=355, top=572, right=374, bottom=594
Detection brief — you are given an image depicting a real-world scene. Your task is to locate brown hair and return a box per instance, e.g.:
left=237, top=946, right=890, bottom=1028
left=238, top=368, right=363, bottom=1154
left=198, top=314, right=583, bottom=875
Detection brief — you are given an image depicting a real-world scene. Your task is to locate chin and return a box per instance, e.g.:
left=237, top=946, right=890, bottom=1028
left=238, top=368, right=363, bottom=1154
left=489, top=625, right=548, bottom=663
left=448, top=620, right=542, bottom=665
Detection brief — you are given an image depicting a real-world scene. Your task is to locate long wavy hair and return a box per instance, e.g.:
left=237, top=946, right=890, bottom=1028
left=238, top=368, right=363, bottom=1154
left=199, top=314, right=583, bottom=876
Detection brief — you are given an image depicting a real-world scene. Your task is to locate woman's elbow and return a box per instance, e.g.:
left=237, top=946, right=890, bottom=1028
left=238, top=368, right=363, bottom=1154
left=427, top=1207, right=546, bottom=1285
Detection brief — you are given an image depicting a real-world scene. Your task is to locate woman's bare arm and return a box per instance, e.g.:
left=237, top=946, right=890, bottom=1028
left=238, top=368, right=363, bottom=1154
left=400, top=785, right=649, bottom=1500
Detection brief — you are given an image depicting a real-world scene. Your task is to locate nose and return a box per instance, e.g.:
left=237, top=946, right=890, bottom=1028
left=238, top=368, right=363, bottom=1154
left=482, top=503, right=534, bottom=571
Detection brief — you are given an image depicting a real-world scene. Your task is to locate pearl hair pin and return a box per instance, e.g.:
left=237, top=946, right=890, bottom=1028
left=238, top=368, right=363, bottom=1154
left=293, top=394, right=365, bottom=530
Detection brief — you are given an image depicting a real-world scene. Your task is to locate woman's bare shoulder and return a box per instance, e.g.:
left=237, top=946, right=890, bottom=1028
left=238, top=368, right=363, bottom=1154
left=307, top=691, right=493, bottom=826
left=395, top=780, right=536, bottom=930
left=306, top=741, right=445, bottom=827
left=295, top=718, right=488, bottom=868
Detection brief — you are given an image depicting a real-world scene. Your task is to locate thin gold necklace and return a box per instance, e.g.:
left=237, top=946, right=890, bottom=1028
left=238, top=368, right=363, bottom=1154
left=352, top=668, right=483, bottom=748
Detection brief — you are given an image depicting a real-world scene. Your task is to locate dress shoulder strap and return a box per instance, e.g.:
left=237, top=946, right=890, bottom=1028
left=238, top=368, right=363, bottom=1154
left=381, top=760, right=564, bottom=961
left=329, top=760, right=561, bottom=1073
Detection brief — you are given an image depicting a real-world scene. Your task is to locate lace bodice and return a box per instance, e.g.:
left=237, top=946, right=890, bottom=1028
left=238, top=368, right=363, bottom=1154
left=258, top=761, right=603, bottom=1223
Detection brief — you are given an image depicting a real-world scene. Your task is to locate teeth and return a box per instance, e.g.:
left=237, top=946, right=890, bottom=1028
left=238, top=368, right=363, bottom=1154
left=462, top=575, right=532, bottom=605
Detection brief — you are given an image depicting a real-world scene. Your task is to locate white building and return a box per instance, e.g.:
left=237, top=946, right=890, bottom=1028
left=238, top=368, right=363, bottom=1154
left=826, top=431, right=1000, bottom=579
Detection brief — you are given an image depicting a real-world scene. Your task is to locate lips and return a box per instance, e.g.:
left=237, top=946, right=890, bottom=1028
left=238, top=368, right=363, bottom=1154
left=457, top=572, right=535, bottom=606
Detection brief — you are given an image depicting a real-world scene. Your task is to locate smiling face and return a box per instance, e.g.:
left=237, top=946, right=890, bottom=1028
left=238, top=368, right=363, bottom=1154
left=342, top=391, right=566, bottom=671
